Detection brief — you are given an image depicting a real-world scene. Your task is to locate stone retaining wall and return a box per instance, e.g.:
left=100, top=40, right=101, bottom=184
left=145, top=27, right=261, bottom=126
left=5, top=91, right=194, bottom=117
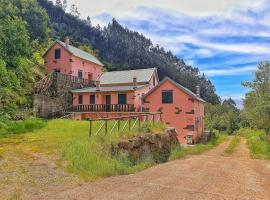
left=111, top=127, right=179, bottom=163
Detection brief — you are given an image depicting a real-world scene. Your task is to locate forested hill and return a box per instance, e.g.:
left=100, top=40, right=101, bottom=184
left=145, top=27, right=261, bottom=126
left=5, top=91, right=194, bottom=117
left=37, top=0, right=220, bottom=104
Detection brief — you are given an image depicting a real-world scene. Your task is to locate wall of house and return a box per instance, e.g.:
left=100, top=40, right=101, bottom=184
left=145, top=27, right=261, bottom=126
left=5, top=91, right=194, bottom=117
left=44, top=43, right=72, bottom=75
left=143, top=80, right=204, bottom=144
left=70, top=56, right=102, bottom=80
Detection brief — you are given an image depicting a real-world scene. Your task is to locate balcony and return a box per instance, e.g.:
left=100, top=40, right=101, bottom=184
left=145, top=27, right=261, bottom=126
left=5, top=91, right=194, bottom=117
left=68, top=104, right=135, bottom=113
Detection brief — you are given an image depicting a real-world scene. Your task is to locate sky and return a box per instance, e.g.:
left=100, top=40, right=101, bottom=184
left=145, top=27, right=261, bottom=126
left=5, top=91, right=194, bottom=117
left=66, top=0, right=270, bottom=108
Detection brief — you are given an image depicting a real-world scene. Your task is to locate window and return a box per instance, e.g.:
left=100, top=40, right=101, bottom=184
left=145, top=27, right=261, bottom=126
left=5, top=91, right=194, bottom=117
left=162, top=90, right=173, bottom=104
left=118, top=94, right=127, bottom=104
left=90, top=95, right=95, bottom=104
left=78, top=95, right=83, bottom=104
left=153, top=76, right=156, bottom=86
left=54, top=48, right=61, bottom=59
left=78, top=70, right=83, bottom=79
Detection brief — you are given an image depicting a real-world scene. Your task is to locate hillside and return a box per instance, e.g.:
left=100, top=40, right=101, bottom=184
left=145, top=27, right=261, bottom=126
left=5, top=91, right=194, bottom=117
left=0, top=0, right=220, bottom=120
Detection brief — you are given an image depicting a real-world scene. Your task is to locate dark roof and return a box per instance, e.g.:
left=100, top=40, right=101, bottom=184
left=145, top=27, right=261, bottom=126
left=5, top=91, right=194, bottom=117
left=98, top=68, right=157, bottom=85
left=44, top=40, right=104, bottom=66
left=72, top=85, right=145, bottom=93
left=143, top=77, right=206, bottom=103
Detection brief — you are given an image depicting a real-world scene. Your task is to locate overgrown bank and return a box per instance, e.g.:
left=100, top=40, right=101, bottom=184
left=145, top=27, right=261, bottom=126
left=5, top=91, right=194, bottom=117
left=239, top=128, right=270, bottom=160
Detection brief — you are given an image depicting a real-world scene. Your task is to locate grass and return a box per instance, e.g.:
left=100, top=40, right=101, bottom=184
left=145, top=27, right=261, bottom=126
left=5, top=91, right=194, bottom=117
left=0, top=118, right=46, bottom=137
left=223, top=136, right=240, bottom=156
left=0, top=119, right=166, bottom=180
left=238, top=128, right=270, bottom=160
left=169, top=133, right=228, bottom=161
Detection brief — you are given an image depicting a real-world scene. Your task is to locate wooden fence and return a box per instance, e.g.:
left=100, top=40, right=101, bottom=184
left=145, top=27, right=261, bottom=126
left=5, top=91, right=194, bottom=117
left=88, top=112, right=162, bottom=137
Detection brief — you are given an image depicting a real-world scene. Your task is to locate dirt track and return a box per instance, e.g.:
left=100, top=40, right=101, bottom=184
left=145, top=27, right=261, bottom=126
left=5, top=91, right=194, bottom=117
left=42, top=138, right=270, bottom=200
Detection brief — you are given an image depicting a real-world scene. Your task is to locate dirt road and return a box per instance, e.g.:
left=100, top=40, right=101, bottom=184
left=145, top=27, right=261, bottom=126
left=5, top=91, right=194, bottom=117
left=43, top=138, right=270, bottom=200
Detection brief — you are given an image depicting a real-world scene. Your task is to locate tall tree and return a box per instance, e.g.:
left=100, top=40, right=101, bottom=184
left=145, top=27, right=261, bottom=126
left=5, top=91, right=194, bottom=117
left=242, top=61, right=270, bottom=134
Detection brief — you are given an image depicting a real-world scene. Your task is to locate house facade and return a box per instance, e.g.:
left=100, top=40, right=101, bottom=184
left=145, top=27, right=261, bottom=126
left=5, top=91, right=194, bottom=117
left=143, top=77, right=205, bottom=144
left=72, top=68, right=159, bottom=116
left=43, top=39, right=103, bottom=81
left=42, top=39, right=205, bottom=144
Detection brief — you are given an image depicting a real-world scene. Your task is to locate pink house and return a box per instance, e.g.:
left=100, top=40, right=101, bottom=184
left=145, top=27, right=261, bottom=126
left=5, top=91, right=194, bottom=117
left=143, top=77, right=205, bottom=144
left=43, top=39, right=103, bottom=81
left=42, top=39, right=205, bottom=144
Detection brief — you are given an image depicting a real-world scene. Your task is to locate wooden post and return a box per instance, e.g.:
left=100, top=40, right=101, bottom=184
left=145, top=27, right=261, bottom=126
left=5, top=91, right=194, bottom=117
left=105, top=119, right=108, bottom=134
left=89, top=120, right=92, bottom=137
left=118, top=119, right=120, bottom=132
left=128, top=117, right=131, bottom=131
left=159, top=113, right=162, bottom=122
left=152, top=114, right=155, bottom=124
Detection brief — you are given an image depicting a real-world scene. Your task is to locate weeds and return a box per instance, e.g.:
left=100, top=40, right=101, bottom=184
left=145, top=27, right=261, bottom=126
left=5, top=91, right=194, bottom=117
left=238, top=128, right=270, bottom=160
left=0, top=118, right=46, bottom=137
left=223, top=136, right=240, bottom=156
left=169, top=133, right=227, bottom=161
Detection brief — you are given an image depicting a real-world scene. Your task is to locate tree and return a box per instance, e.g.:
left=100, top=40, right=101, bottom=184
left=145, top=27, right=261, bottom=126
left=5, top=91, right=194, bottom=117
left=70, top=4, right=80, bottom=18
left=242, top=62, right=270, bottom=134
left=86, top=16, right=92, bottom=27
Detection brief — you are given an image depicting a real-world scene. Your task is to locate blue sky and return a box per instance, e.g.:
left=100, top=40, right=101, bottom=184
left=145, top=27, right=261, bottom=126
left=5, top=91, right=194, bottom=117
left=67, top=0, right=270, bottom=107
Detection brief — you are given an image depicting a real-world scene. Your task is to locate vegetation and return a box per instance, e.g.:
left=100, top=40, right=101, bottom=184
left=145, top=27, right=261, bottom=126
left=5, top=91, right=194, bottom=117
left=238, top=128, right=270, bottom=160
left=204, top=98, right=240, bottom=134
left=0, top=118, right=46, bottom=136
left=242, top=61, right=270, bottom=134
left=169, top=133, right=227, bottom=160
left=0, top=119, right=166, bottom=180
left=0, top=0, right=49, bottom=120
left=223, top=136, right=240, bottom=156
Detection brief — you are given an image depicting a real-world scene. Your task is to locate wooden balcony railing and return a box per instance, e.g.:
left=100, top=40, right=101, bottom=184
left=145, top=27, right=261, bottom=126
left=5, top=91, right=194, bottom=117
left=68, top=104, right=135, bottom=112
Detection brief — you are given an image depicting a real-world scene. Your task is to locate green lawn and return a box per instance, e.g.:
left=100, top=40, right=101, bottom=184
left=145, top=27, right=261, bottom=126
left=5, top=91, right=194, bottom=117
left=0, top=119, right=166, bottom=180
left=238, top=128, right=270, bottom=160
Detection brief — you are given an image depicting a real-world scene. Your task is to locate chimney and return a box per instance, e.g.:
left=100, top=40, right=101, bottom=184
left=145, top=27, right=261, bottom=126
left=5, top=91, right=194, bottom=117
left=196, top=85, right=200, bottom=97
left=65, top=37, right=69, bottom=48
left=96, top=80, right=100, bottom=91
left=133, top=76, right=137, bottom=89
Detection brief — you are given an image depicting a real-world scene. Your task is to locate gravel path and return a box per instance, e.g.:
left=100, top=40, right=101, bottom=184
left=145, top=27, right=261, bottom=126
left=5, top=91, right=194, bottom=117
left=42, top=138, right=270, bottom=200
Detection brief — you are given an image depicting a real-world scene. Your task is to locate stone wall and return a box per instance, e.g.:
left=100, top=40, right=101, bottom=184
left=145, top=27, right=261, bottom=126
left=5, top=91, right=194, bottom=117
left=111, top=127, right=179, bottom=163
left=33, top=94, right=63, bottom=118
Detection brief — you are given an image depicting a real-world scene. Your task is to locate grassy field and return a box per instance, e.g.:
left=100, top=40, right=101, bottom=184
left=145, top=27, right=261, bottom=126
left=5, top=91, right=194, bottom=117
left=169, top=133, right=228, bottom=160
left=238, top=128, right=270, bottom=160
left=0, top=119, right=166, bottom=180
left=223, top=136, right=240, bottom=156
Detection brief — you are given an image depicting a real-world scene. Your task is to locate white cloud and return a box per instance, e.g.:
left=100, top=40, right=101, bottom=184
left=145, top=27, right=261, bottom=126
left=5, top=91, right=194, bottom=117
left=67, top=0, right=263, bottom=20
left=203, top=66, right=257, bottom=76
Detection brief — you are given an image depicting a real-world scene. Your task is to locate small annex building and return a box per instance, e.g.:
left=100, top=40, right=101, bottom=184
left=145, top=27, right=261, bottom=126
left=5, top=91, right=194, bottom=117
left=142, top=77, right=205, bottom=144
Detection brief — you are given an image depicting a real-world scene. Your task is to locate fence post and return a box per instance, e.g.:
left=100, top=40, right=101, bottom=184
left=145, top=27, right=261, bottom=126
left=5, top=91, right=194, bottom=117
left=89, top=120, right=92, bottom=137
left=105, top=119, right=108, bottom=134
left=152, top=114, right=155, bottom=124
left=159, top=113, right=162, bottom=122
left=128, top=117, right=131, bottom=131
left=118, top=119, right=120, bottom=132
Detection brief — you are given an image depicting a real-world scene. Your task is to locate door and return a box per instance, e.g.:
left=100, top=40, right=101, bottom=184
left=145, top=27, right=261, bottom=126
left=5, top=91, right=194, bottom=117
left=105, top=95, right=111, bottom=112
left=78, top=70, right=83, bottom=80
